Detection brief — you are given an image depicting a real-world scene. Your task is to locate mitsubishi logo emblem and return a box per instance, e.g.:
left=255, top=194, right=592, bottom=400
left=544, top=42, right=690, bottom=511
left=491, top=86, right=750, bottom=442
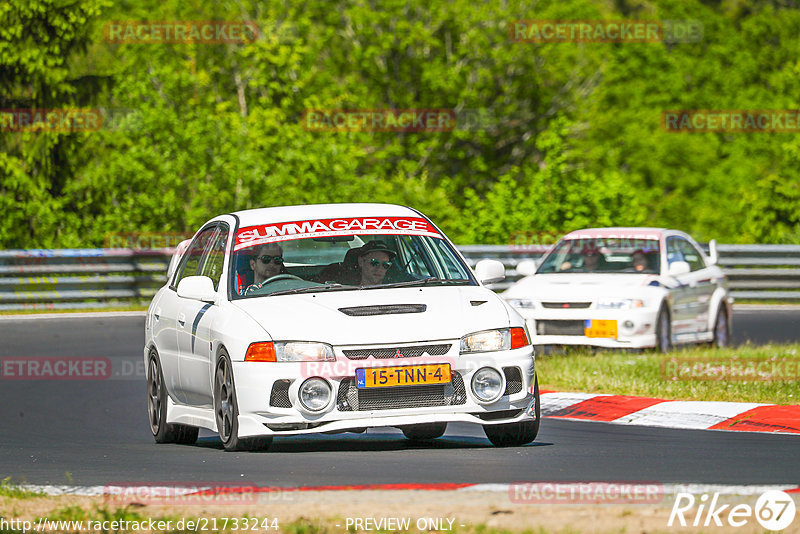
left=394, top=349, right=403, bottom=358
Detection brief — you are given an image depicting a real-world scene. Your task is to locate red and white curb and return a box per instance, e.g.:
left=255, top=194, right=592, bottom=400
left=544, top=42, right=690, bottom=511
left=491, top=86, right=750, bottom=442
left=541, top=391, right=800, bottom=434
left=18, top=482, right=800, bottom=497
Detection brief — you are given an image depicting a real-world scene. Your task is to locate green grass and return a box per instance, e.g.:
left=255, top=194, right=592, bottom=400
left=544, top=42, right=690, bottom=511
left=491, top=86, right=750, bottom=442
left=0, top=305, right=147, bottom=315
left=0, top=478, right=43, bottom=499
left=536, top=343, right=800, bottom=404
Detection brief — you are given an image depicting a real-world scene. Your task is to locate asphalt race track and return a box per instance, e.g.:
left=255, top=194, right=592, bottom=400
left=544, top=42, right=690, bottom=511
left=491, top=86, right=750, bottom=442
left=0, top=310, right=798, bottom=487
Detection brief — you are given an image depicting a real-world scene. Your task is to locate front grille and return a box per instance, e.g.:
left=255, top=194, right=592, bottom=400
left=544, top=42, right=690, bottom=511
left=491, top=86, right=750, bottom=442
left=536, top=320, right=586, bottom=336
left=503, top=367, right=523, bottom=395
left=338, top=304, right=426, bottom=316
left=541, top=302, right=591, bottom=309
left=342, top=344, right=451, bottom=360
left=337, top=372, right=466, bottom=411
left=269, top=379, right=292, bottom=408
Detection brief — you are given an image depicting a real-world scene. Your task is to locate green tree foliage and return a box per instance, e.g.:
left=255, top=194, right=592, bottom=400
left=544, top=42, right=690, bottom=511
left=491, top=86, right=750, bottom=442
left=1, top=0, right=799, bottom=247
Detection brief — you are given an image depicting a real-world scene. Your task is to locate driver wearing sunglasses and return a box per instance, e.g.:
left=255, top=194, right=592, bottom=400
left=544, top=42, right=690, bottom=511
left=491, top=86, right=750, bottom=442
left=248, top=243, right=285, bottom=285
left=356, top=240, right=396, bottom=286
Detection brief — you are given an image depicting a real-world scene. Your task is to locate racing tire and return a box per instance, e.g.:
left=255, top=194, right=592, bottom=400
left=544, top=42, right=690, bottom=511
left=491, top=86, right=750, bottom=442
left=400, top=422, right=447, bottom=440
left=147, top=350, right=199, bottom=445
left=654, top=305, right=672, bottom=353
left=214, top=350, right=272, bottom=452
left=483, top=376, right=540, bottom=447
left=712, top=307, right=730, bottom=348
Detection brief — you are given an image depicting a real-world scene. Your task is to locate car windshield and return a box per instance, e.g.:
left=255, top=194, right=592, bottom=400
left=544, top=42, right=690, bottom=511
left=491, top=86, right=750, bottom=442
left=231, top=216, right=474, bottom=298
left=537, top=237, right=660, bottom=274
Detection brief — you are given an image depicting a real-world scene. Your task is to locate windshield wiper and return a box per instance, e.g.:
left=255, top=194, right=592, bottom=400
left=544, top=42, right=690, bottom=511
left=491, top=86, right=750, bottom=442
left=269, top=283, right=350, bottom=296
left=366, top=277, right=472, bottom=289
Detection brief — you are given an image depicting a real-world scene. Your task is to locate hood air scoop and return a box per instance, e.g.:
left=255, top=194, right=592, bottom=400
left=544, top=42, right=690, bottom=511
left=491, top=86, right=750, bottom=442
left=338, top=304, right=427, bottom=316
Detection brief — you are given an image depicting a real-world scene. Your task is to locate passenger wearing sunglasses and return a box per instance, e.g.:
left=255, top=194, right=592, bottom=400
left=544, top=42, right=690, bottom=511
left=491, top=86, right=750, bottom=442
left=356, top=240, right=396, bottom=286
left=248, top=243, right=285, bottom=285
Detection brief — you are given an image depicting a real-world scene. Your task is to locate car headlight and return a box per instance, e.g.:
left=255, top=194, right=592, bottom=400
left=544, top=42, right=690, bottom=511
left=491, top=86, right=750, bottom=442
left=460, top=329, right=510, bottom=353
left=471, top=367, right=504, bottom=402
left=507, top=298, right=536, bottom=309
left=460, top=328, right=530, bottom=353
left=244, top=342, right=335, bottom=362
left=597, top=299, right=643, bottom=310
left=298, top=377, right=332, bottom=412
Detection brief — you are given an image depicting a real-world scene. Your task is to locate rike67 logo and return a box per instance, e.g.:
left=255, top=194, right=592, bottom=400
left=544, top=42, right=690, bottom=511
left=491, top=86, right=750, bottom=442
left=668, top=490, right=796, bottom=530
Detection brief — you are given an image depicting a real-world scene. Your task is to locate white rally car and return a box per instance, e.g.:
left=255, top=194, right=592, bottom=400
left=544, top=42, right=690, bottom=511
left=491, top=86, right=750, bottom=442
left=503, top=228, right=733, bottom=351
left=145, top=204, right=538, bottom=451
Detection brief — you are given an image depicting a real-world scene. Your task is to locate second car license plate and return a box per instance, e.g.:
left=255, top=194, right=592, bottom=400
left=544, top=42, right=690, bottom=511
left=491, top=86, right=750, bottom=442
left=584, top=319, right=618, bottom=338
left=356, top=364, right=451, bottom=389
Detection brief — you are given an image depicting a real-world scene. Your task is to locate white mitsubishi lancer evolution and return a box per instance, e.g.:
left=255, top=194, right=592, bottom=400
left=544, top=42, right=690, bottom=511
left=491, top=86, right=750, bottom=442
left=145, top=204, right=538, bottom=451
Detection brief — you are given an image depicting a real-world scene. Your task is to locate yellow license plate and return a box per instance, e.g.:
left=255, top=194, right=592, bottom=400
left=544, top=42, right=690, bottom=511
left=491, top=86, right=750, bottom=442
left=584, top=319, right=618, bottom=338
left=355, top=364, right=451, bottom=389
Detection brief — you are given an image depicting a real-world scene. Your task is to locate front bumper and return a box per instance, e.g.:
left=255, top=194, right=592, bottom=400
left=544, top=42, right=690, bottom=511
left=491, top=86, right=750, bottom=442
left=232, top=344, right=536, bottom=438
left=520, top=308, right=660, bottom=349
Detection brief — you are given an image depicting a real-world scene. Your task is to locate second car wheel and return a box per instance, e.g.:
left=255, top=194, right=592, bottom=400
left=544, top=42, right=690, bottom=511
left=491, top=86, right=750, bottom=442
left=214, top=350, right=272, bottom=452
left=712, top=306, right=730, bottom=348
left=655, top=305, right=672, bottom=353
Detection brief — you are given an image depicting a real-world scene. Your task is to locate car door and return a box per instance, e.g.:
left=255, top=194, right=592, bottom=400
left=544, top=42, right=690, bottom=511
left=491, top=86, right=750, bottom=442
left=176, top=224, right=229, bottom=407
left=665, top=236, right=696, bottom=336
left=676, top=237, right=714, bottom=333
left=160, top=226, right=218, bottom=404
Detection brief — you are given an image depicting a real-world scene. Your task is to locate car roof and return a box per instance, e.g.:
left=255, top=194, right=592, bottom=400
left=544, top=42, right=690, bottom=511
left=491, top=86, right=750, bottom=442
left=562, top=227, right=669, bottom=240
left=226, top=203, right=421, bottom=227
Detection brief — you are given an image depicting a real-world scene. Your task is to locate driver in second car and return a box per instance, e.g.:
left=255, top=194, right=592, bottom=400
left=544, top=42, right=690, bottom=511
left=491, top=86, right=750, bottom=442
left=245, top=243, right=285, bottom=294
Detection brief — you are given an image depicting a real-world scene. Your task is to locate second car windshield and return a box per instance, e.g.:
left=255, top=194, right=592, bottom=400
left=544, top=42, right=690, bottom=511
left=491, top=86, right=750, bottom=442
left=232, top=233, right=473, bottom=298
left=537, top=238, right=660, bottom=274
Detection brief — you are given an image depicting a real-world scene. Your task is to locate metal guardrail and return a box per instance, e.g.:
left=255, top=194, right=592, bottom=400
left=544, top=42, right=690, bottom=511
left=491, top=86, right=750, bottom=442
left=1, top=244, right=800, bottom=310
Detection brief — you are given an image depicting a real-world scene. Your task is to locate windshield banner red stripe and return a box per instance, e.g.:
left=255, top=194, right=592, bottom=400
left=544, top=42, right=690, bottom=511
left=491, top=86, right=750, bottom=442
left=235, top=217, right=440, bottom=250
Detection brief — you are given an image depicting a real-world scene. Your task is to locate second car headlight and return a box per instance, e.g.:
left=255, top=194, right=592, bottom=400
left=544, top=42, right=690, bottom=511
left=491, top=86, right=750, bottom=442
left=507, top=298, right=536, bottom=309
left=597, top=299, right=643, bottom=310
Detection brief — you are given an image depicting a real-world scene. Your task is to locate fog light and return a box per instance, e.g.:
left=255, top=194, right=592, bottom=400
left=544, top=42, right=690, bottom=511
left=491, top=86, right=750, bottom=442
left=471, top=367, right=504, bottom=403
left=623, top=320, right=634, bottom=329
left=298, top=378, right=332, bottom=412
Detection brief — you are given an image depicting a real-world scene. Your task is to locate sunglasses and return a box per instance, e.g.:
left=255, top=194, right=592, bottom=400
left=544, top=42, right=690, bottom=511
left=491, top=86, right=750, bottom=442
left=368, top=259, right=392, bottom=270
left=257, top=255, right=284, bottom=265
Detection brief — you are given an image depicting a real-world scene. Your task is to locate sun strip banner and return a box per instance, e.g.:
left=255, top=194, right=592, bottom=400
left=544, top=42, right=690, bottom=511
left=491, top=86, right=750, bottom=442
left=234, top=217, right=441, bottom=250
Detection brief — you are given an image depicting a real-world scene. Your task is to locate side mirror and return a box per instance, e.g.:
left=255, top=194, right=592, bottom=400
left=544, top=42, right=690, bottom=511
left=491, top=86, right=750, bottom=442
left=475, top=259, right=506, bottom=285
left=707, top=239, right=718, bottom=266
left=167, top=239, right=192, bottom=280
left=668, top=261, right=691, bottom=277
left=515, top=259, right=538, bottom=277
left=177, top=276, right=217, bottom=302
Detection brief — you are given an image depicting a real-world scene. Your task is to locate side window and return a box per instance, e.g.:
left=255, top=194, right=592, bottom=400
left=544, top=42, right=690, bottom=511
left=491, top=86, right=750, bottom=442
left=666, top=237, right=685, bottom=266
left=666, top=237, right=705, bottom=272
left=173, top=227, right=217, bottom=288
left=679, top=239, right=705, bottom=271
left=199, top=227, right=228, bottom=290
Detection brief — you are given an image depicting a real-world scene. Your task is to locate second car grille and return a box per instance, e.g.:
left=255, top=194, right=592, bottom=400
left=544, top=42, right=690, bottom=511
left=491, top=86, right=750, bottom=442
left=336, top=372, right=466, bottom=411
left=536, top=320, right=586, bottom=336
left=541, top=302, right=592, bottom=309
left=342, top=344, right=451, bottom=360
